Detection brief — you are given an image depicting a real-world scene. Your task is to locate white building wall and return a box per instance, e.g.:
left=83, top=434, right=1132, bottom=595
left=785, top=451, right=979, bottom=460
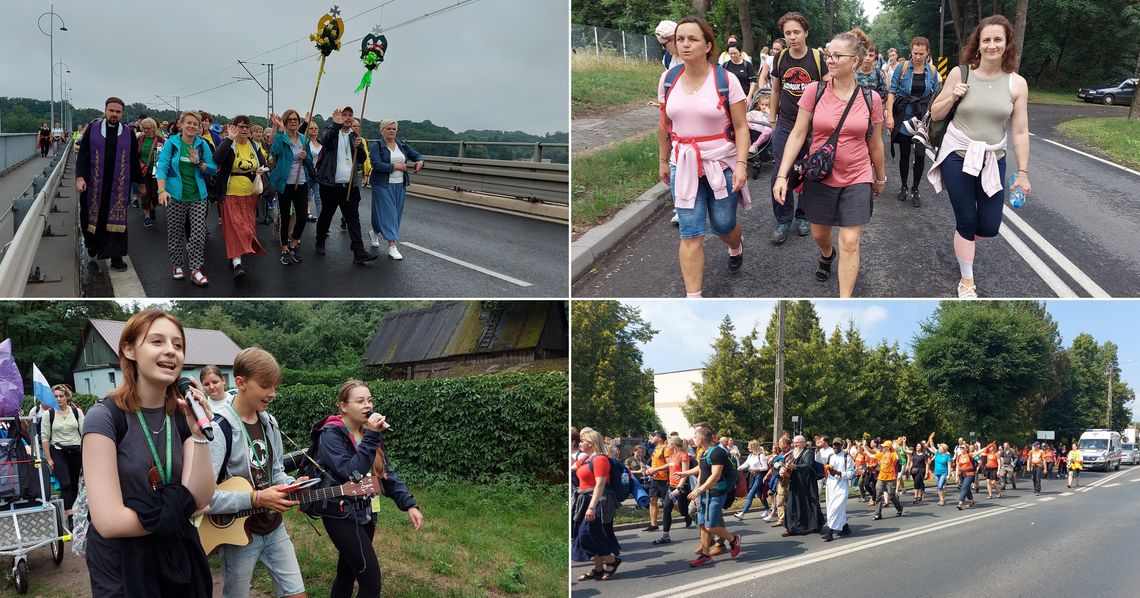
left=654, top=369, right=703, bottom=438
left=73, top=367, right=235, bottom=398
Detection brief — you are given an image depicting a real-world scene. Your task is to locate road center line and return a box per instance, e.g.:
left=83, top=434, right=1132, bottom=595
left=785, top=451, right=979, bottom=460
left=1029, top=133, right=1140, bottom=178
left=1103, top=483, right=1121, bottom=488
left=1086, top=468, right=1132, bottom=488
left=400, top=242, right=533, bottom=287
left=1001, top=210, right=1111, bottom=297
left=994, top=224, right=1077, bottom=297
left=639, top=503, right=1023, bottom=598
left=1038, top=496, right=1056, bottom=502
left=1059, top=492, right=1073, bottom=496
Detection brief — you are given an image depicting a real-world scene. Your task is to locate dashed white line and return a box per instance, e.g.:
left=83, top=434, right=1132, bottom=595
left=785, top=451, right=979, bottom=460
left=1103, top=483, right=1121, bottom=488
left=400, top=242, right=533, bottom=287
left=1060, top=492, right=1073, bottom=496
left=1130, top=478, right=1140, bottom=483
left=1037, top=496, right=1056, bottom=502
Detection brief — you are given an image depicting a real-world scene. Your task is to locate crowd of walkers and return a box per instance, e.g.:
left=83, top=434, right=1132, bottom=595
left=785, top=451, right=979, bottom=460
left=572, top=424, right=1090, bottom=582
left=16, top=309, right=422, bottom=597
left=652, top=11, right=1032, bottom=298
left=73, top=97, right=425, bottom=284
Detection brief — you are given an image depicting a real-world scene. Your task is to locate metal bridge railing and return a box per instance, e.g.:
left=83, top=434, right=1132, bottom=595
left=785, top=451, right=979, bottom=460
left=0, top=142, right=71, bottom=297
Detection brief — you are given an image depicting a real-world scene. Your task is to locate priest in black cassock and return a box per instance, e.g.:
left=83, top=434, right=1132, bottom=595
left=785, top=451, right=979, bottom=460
left=782, top=434, right=823, bottom=536
left=75, top=97, right=141, bottom=271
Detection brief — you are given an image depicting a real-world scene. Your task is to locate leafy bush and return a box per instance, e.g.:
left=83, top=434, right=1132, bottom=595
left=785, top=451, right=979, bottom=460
left=268, top=372, right=567, bottom=484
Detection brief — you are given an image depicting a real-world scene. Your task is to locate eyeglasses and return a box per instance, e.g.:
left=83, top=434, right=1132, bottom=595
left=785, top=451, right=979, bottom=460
left=823, top=52, right=857, bottom=62
left=285, top=118, right=300, bottom=123
left=237, top=124, right=251, bottom=129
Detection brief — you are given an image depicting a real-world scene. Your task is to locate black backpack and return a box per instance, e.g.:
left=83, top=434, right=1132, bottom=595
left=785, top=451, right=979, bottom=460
left=585, top=454, right=634, bottom=502
left=704, top=444, right=740, bottom=507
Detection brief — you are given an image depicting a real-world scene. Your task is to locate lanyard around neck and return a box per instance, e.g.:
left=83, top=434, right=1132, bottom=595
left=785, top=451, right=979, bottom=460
left=230, top=404, right=271, bottom=485
left=136, top=410, right=172, bottom=486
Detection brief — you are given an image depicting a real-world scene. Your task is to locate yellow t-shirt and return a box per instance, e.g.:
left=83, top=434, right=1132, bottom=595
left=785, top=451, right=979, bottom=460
left=1067, top=450, right=1083, bottom=470
left=226, top=140, right=259, bottom=197
left=877, top=450, right=899, bottom=481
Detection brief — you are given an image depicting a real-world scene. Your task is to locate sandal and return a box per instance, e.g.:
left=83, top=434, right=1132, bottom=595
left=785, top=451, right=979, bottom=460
left=191, top=268, right=209, bottom=287
left=957, top=282, right=978, bottom=299
left=601, top=558, right=622, bottom=581
left=577, top=568, right=604, bottom=582
left=816, top=246, right=836, bottom=281
left=172, top=265, right=185, bottom=280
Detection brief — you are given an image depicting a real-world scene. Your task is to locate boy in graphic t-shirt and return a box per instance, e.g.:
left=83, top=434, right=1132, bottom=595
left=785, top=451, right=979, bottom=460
left=768, top=12, right=829, bottom=245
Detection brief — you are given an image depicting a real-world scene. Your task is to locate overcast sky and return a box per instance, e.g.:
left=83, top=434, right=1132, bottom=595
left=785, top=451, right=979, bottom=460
left=4, top=0, right=568, bottom=135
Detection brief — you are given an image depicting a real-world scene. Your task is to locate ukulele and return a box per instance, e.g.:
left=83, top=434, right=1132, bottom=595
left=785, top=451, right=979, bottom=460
left=198, top=475, right=376, bottom=555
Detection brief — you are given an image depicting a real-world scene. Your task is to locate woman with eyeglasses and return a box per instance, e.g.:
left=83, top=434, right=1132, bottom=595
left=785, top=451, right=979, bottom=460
left=269, top=110, right=318, bottom=265
left=772, top=28, right=886, bottom=298
left=212, top=115, right=267, bottom=281
left=156, top=111, right=217, bottom=287
left=315, top=380, right=422, bottom=598
left=137, top=117, right=164, bottom=228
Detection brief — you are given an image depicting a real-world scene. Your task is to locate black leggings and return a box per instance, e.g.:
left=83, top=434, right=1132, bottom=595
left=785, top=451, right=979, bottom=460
left=278, top=183, right=310, bottom=246
left=897, top=139, right=926, bottom=190
left=50, top=445, right=83, bottom=511
left=661, top=483, right=690, bottom=532
left=322, top=515, right=381, bottom=598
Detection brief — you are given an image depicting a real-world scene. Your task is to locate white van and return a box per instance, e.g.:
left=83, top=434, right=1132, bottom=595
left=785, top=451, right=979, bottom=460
left=1078, top=429, right=1123, bottom=471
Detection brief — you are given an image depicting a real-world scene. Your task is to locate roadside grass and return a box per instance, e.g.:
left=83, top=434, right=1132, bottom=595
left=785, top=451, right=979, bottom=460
left=571, top=132, right=662, bottom=233
left=1027, top=87, right=1086, bottom=106
left=221, top=481, right=567, bottom=598
left=572, top=54, right=663, bottom=116
left=1056, top=117, right=1140, bottom=171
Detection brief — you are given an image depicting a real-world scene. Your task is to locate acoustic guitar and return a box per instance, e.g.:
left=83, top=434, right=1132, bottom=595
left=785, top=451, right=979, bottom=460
left=198, top=475, right=376, bottom=555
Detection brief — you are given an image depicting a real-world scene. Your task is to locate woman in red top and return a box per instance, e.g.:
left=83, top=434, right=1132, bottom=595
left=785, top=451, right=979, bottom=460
left=572, top=427, right=622, bottom=582
left=773, top=28, right=886, bottom=297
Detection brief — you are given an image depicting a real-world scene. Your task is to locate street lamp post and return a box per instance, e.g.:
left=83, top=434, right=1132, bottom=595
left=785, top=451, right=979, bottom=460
left=37, top=4, right=68, bottom=134
left=54, top=60, right=71, bottom=133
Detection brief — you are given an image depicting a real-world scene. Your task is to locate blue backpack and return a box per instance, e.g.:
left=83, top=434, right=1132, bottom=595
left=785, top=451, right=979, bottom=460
left=661, top=63, right=737, bottom=142
left=585, top=455, right=634, bottom=502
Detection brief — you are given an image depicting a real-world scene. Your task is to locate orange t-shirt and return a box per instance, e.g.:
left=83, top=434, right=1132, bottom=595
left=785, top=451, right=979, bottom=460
left=1030, top=449, right=1046, bottom=467
left=651, top=444, right=670, bottom=481
left=956, top=452, right=976, bottom=474
left=1044, top=449, right=1055, bottom=462
left=575, top=454, right=610, bottom=489
left=877, top=450, right=899, bottom=481
left=854, top=451, right=867, bottom=471
left=985, top=448, right=1000, bottom=469
left=668, top=451, right=691, bottom=488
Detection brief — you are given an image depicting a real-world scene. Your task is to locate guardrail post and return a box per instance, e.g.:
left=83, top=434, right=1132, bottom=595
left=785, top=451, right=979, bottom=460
left=533, top=143, right=543, bottom=162
left=458, top=141, right=465, bottom=159
left=594, top=26, right=599, bottom=59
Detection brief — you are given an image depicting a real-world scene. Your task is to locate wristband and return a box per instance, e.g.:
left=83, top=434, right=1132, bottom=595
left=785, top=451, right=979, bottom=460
left=776, top=175, right=787, bottom=180
left=1018, top=169, right=1028, bottom=174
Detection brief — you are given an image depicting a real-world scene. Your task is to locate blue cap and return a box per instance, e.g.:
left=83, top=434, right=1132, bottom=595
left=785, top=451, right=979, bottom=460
left=210, top=123, right=223, bottom=134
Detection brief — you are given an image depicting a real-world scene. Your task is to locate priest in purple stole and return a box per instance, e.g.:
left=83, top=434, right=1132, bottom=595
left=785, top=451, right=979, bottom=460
left=75, top=97, right=141, bottom=271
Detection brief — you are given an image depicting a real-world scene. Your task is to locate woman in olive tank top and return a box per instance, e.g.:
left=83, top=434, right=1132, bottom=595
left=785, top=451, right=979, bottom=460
left=927, top=15, right=1032, bottom=299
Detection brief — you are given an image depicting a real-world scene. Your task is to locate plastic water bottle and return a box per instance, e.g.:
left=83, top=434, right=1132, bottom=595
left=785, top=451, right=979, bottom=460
left=1008, top=173, right=1026, bottom=209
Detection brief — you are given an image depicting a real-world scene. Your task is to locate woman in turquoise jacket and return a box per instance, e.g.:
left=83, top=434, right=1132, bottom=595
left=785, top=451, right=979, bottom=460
left=156, top=111, right=217, bottom=287
left=268, top=110, right=318, bottom=264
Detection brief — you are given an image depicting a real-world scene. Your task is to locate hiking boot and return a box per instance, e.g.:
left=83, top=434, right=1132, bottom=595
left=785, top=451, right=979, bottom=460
left=770, top=223, right=791, bottom=244
left=689, top=554, right=713, bottom=568
left=794, top=217, right=810, bottom=236
left=897, top=186, right=908, bottom=201
left=911, top=188, right=922, bottom=207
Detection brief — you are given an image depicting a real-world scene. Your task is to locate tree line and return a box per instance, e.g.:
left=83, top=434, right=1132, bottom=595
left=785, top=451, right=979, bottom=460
left=0, top=97, right=568, bottom=163
left=571, top=300, right=1134, bottom=447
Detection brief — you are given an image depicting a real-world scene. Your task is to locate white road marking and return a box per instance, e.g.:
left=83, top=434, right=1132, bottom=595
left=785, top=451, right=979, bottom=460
left=1029, top=133, right=1140, bottom=178
left=1130, top=478, right=1140, bottom=482
left=1037, top=496, right=1056, bottom=502
left=400, top=242, right=533, bottom=287
left=638, top=502, right=1030, bottom=598
left=1002, top=209, right=1111, bottom=297
left=996, top=224, right=1077, bottom=297
left=1103, top=483, right=1120, bottom=488
left=1060, top=492, right=1073, bottom=496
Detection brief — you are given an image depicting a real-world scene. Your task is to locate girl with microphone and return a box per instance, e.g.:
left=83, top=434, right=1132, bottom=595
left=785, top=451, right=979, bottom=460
left=314, top=380, right=423, bottom=598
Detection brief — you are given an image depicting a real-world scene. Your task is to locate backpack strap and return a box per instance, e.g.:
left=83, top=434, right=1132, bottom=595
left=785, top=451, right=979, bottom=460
left=214, top=415, right=233, bottom=484
left=47, top=409, right=54, bottom=444
left=660, top=64, right=686, bottom=134
left=811, top=48, right=823, bottom=80
left=862, top=88, right=874, bottom=142
left=712, top=65, right=736, bottom=141
left=99, top=398, right=130, bottom=445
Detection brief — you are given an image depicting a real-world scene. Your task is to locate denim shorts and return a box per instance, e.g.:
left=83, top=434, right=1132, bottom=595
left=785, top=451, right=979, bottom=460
left=219, top=524, right=305, bottom=597
left=935, top=473, right=948, bottom=490
left=671, top=164, right=739, bottom=239
left=697, top=491, right=725, bottom=528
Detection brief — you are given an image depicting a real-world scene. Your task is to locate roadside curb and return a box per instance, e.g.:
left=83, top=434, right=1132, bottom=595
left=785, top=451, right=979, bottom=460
left=571, top=182, right=668, bottom=281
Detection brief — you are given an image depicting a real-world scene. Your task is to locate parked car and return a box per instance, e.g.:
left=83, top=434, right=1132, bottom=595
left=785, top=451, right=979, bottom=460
left=1076, top=77, right=1137, bottom=105
left=1122, top=443, right=1139, bottom=466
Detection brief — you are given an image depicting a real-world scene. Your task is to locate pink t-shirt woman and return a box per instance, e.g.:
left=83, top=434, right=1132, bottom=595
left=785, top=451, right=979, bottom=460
left=797, top=81, right=885, bottom=188
left=658, top=68, right=751, bottom=209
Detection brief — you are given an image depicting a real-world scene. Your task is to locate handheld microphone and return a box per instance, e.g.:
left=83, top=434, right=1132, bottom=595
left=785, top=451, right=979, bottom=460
left=364, top=411, right=393, bottom=432
left=177, top=377, right=214, bottom=441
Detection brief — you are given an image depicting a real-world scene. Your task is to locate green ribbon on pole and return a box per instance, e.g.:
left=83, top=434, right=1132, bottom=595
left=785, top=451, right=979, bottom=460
left=355, top=69, right=374, bottom=94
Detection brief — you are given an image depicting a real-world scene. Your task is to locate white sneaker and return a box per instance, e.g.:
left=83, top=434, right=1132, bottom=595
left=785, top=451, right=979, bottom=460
left=670, top=210, right=679, bottom=225
left=368, top=230, right=380, bottom=248
left=388, top=245, right=403, bottom=260
left=762, top=514, right=772, bottom=522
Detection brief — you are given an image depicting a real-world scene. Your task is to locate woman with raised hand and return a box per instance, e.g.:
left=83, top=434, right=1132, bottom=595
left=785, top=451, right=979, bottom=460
left=657, top=15, right=750, bottom=298
left=82, top=309, right=215, bottom=596
left=315, top=380, right=422, bottom=598
left=269, top=110, right=318, bottom=265
left=156, top=111, right=216, bottom=287
left=772, top=28, right=886, bottom=297
left=368, top=120, right=424, bottom=261
left=927, top=15, right=1031, bottom=298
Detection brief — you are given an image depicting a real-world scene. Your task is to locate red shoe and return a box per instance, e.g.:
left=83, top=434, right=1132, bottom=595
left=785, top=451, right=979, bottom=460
left=191, top=268, right=209, bottom=287
left=689, top=554, right=713, bottom=568
left=729, top=534, right=741, bottom=558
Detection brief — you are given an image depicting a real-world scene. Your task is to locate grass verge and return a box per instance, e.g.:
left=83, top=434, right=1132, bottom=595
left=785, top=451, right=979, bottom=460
left=572, top=54, right=663, bottom=116
left=1027, top=87, right=1086, bottom=106
left=221, top=480, right=568, bottom=598
left=571, top=132, right=661, bottom=233
left=1056, top=117, right=1140, bottom=170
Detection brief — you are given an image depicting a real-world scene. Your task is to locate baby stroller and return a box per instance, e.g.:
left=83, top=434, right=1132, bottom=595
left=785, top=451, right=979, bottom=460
left=745, top=92, right=775, bottom=180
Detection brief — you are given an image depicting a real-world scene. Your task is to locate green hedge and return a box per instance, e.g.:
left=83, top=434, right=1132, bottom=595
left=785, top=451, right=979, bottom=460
left=269, top=372, right=567, bottom=485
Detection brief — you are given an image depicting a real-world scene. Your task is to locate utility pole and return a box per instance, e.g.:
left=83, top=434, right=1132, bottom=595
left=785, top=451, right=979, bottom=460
left=1107, top=366, right=1113, bottom=429
left=773, top=300, right=785, bottom=448
left=238, top=60, right=274, bottom=124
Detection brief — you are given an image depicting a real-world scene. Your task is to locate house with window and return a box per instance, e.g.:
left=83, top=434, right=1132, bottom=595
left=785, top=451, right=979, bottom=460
left=71, top=318, right=241, bottom=397
left=364, top=301, right=567, bottom=380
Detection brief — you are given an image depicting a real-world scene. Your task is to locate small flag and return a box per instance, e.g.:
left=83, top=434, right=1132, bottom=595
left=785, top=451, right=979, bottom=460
left=32, top=364, right=59, bottom=410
